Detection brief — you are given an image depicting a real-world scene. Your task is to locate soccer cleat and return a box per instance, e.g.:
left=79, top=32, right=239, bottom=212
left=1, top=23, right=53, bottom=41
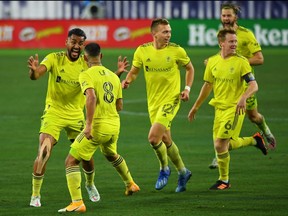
left=175, top=169, right=192, bottom=192
left=209, top=180, right=231, bottom=190
left=208, top=158, right=218, bottom=169
left=58, top=200, right=86, bottom=213
left=253, top=132, right=268, bottom=155
left=85, top=184, right=100, bottom=202
left=265, top=133, right=277, bottom=150
left=30, top=195, right=41, bottom=207
left=155, top=167, right=171, bottom=190
left=125, top=181, right=140, bottom=196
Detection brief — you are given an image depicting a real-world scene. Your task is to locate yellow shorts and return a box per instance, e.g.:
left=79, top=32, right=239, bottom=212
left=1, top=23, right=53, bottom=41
left=39, top=108, right=85, bottom=141
left=149, top=98, right=180, bottom=129
left=213, top=107, right=245, bottom=140
left=70, top=131, right=119, bottom=161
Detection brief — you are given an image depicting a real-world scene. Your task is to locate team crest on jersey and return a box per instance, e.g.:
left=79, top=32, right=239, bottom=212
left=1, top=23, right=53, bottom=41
left=166, top=57, right=171, bottom=62
left=146, top=58, right=151, bottom=62
left=81, top=81, right=88, bottom=87
left=230, top=67, right=235, bottom=73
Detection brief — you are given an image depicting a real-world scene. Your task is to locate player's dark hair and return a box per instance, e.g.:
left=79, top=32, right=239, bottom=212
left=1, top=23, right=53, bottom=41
left=221, top=1, right=241, bottom=15
left=68, top=28, right=87, bottom=40
left=151, top=18, right=169, bottom=31
left=84, top=42, right=101, bottom=57
left=217, top=28, right=236, bottom=43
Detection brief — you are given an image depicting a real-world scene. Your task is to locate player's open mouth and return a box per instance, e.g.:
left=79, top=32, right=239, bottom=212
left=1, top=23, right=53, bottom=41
left=71, top=49, right=80, bottom=56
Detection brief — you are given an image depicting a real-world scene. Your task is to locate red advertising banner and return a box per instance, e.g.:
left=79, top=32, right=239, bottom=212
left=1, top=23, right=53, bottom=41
left=0, top=20, right=152, bottom=49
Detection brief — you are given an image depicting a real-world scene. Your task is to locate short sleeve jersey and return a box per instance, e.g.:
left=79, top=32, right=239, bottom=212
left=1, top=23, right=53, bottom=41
left=204, top=53, right=252, bottom=109
left=236, top=26, right=262, bottom=59
left=132, top=42, right=190, bottom=110
left=79, top=65, right=122, bottom=130
left=40, top=51, right=88, bottom=119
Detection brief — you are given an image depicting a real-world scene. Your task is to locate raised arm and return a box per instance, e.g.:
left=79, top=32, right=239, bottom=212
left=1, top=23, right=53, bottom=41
left=115, top=56, right=130, bottom=78
left=27, top=54, right=47, bottom=80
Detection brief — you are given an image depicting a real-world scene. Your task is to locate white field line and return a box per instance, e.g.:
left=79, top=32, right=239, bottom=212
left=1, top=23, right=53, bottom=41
left=121, top=99, right=286, bottom=122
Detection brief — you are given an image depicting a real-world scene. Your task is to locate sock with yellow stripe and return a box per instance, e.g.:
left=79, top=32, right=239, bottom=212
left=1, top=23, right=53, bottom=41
left=112, top=155, right=133, bottom=186
left=152, top=141, right=168, bottom=169
left=32, top=174, right=44, bottom=197
left=66, top=166, right=82, bottom=201
left=217, top=150, right=230, bottom=182
left=167, top=142, right=185, bottom=174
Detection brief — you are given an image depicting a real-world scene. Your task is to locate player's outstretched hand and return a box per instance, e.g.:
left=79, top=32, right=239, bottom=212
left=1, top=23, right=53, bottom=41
left=27, top=54, right=39, bottom=71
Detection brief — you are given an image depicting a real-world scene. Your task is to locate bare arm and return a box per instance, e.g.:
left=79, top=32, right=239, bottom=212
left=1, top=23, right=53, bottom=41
left=121, top=65, right=140, bottom=89
left=84, top=88, right=96, bottom=139
left=115, top=56, right=130, bottom=78
left=236, top=80, right=258, bottom=115
left=116, top=98, right=123, bottom=111
left=188, top=81, right=213, bottom=122
left=248, top=51, right=264, bottom=66
left=181, top=61, right=195, bottom=102
left=27, top=54, right=47, bottom=80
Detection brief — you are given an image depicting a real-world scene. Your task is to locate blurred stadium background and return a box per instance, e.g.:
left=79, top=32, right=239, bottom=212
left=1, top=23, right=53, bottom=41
left=0, top=1, right=287, bottom=49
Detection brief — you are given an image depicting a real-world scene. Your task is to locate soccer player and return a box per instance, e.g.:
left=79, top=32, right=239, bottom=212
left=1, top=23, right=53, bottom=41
left=122, top=18, right=194, bottom=192
left=208, top=1, right=276, bottom=169
left=188, top=28, right=267, bottom=190
left=27, top=28, right=128, bottom=207
left=58, top=42, right=140, bottom=213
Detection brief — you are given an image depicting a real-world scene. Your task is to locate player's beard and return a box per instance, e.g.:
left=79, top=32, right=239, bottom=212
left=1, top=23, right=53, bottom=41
left=222, top=21, right=235, bottom=29
left=68, top=49, right=80, bottom=61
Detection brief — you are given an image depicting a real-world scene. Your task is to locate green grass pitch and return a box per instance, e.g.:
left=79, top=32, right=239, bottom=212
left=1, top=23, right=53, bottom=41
left=0, top=47, right=287, bottom=216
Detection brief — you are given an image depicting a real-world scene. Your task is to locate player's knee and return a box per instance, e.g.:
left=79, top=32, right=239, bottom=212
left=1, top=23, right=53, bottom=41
left=38, top=142, right=51, bottom=159
left=105, top=154, right=118, bottom=162
left=65, top=153, right=80, bottom=167
left=148, top=134, right=161, bottom=145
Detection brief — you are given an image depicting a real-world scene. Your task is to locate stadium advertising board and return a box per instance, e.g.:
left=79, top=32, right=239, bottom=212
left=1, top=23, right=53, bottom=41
left=170, top=19, right=288, bottom=47
left=0, top=20, right=151, bottom=49
left=0, top=19, right=287, bottom=48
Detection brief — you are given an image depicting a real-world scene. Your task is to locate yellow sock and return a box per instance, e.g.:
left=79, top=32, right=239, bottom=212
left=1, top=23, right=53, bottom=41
left=167, top=142, right=185, bottom=173
left=229, top=137, right=255, bottom=150
left=66, top=166, right=82, bottom=201
left=32, top=174, right=44, bottom=196
left=83, top=168, right=95, bottom=186
left=112, top=155, right=133, bottom=186
left=217, top=151, right=230, bottom=182
left=152, top=141, right=168, bottom=169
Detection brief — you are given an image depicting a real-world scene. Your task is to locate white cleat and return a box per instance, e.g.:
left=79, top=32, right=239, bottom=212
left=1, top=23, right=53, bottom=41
left=208, top=158, right=218, bottom=169
left=30, top=195, right=41, bottom=207
left=85, top=184, right=100, bottom=202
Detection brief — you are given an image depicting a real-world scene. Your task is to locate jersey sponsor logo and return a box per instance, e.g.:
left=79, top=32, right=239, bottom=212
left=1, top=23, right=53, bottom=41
left=56, top=75, right=79, bottom=86
left=145, top=66, right=171, bottom=72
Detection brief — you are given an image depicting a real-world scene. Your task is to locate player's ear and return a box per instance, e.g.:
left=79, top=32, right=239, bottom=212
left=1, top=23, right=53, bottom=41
left=100, top=53, right=103, bottom=59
